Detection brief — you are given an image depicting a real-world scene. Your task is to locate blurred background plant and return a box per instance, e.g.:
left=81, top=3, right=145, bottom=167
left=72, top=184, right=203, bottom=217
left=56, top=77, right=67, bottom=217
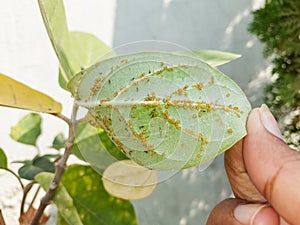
left=248, top=0, right=300, bottom=149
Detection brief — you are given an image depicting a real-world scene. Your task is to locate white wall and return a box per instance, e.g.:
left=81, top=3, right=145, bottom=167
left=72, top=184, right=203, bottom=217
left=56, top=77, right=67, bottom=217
left=0, top=1, right=267, bottom=224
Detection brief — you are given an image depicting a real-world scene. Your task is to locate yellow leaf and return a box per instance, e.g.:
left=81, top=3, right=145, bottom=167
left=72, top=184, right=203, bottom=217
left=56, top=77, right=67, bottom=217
left=0, top=74, right=62, bottom=113
left=102, top=160, right=157, bottom=200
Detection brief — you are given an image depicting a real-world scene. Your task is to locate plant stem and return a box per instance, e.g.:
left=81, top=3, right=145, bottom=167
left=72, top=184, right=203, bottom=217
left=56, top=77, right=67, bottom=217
left=51, top=113, right=72, bottom=126
left=20, top=181, right=35, bottom=216
left=0, top=209, right=6, bottom=225
left=30, top=103, right=79, bottom=225
left=4, top=168, right=24, bottom=190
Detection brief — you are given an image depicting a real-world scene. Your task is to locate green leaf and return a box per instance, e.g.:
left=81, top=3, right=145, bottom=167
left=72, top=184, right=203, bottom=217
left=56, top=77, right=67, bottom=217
left=19, top=165, right=44, bottom=180
left=38, top=0, right=112, bottom=90
left=72, top=122, right=127, bottom=173
left=72, top=52, right=252, bottom=170
left=35, top=172, right=83, bottom=225
left=10, top=113, right=42, bottom=146
left=176, top=50, right=241, bottom=67
left=51, top=133, right=66, bottom=150
left=61, top=164, right=137, bottom=225
left=0, top=74, right=62, bottom=113
left=0, top=148, right=8, bottom=169
left=18, top=155, right=55, bottom=180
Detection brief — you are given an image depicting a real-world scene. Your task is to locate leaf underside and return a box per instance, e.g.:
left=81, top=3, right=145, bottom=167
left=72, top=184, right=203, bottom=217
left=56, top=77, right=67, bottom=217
left=72, top=52, right=251, bottom=170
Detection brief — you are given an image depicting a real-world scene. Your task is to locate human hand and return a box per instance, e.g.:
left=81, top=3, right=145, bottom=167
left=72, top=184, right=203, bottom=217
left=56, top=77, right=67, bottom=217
left=206, top=105, right=300, bottom=225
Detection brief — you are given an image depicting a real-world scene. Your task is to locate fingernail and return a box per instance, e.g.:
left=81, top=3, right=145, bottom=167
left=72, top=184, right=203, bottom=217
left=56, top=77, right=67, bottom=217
left=259, top=104, right=283, bottom=140
left=234, top=204, right=267, bottom=224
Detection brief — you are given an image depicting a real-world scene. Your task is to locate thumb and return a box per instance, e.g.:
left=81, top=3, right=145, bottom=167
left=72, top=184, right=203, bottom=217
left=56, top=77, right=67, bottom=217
left=243, top=104, right=300, bottom=224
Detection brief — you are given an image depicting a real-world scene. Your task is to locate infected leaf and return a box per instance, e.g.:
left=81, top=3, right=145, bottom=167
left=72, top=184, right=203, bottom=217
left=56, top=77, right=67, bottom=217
left=102, top=160, right=157, bottom=200
left=72, top=122, right=127, bottom=173
left=73, top=52, right=251, bottom=170
left=0, top=74, right=62, bottom=113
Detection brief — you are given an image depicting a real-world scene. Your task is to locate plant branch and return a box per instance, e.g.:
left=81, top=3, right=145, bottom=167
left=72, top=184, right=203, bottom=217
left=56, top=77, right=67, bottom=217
left=20, top=181, right=35, bottom=216
left=30, top=103, right=79, bottom=225
left=0, top=209, right=6, bottom=225
left=51, top=113, right=72, bottom=126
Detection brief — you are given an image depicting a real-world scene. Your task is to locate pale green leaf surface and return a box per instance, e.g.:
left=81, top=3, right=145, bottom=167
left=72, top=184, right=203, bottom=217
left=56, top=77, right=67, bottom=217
left=10, top=113, right=42, bottom=146
left=35, top=172, right=83, bottom=225
left=0, top=74, right=62, bottom=113
left=0, top=148, right=8, bottom=169
left=38, top=0, right=112, bottom=90
left=72, top=122, right=127, bottom=173
left=73, top=52, right=251, bottom=170
left=176, top=50, right=241, bottom=67
left=60, top=165, right=137, bottom=225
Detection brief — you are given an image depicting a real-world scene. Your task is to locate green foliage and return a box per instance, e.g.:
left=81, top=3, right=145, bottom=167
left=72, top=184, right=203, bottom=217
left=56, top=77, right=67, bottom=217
left=35, top=172, right=84, bottom=225
left=248, top=0, right=300, bottom=148
left=18, top=155, right=55, bottom=180
left=73, top=52, right=251, bottom=170
left=0, top=148, right=8, bottom=169
left=0, top=0, right=252, bottom=224
left=38, top=0, right=111, bottom=90
left=51, top=133, right=67, bottom=150
left=72, top=122, right=128, bottom=173
left=10, top=113, right=42, bottom=146
left=37, top=165, right=138, bottom=225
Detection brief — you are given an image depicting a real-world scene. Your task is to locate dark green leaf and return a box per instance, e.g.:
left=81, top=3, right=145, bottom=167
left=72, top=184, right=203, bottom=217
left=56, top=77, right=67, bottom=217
left=10, top=113, right=42, bottom=146
left=72, top=122, right=127, bottom=173
left=19, top=165, right=44, bottom=180
left=18, top=155, right=55, bottom=180
left=33, top=156, right=55, bottom=172
left=51, top=133, right=66, bottom=150
left=0, top=148, right=8, bottom=169
left=35, top=172, right=83, bottom=225
left=61, top=165, right=137, bottom=225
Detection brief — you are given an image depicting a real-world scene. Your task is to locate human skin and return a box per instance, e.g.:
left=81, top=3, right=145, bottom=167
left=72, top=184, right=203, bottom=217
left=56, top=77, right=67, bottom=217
left=206, top=105, right=300, bottom=225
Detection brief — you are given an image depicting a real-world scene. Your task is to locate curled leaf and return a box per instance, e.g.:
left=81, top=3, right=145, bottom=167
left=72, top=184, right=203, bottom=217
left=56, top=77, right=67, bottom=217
left=102, top=160, right=157, bottom=200
left=0, top=74, right=62, bottom=113
left=73, top=52, right=251, bottom=170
